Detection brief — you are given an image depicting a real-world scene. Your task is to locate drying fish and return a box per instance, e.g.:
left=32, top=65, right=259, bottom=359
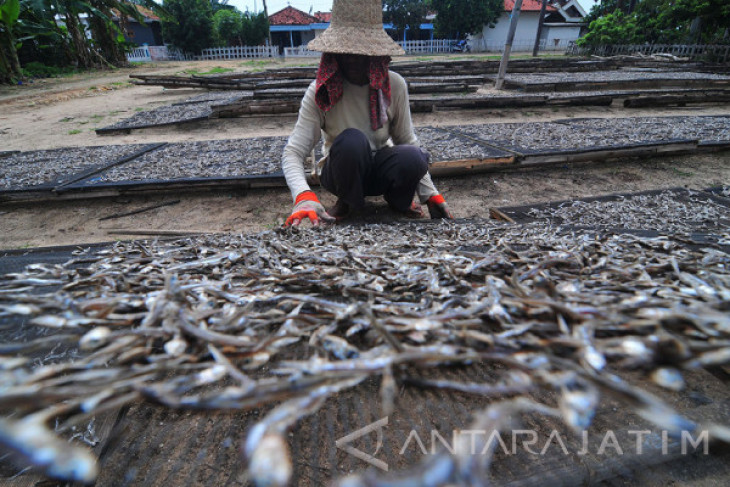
left=0, top=205, right=728, bottom=485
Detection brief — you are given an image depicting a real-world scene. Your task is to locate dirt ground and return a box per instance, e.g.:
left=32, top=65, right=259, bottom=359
left=1, top=59, right=729, bottom=249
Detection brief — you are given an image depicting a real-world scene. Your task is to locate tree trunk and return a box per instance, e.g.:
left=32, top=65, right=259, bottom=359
left=532, top=0, right=548, bottom=57
left=689, top=17, right=703, bottom=44
left=89, top=15, right=126, bottom=66
left=0, top=27, right=22, bottom=82
left=65, top=11, right=94, bottom=68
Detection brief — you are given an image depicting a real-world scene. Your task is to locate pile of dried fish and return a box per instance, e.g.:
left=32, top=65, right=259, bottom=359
left=527, top=189, right=730, bottom=234
left=87, top=137, right=287, bottom=184
left=96, top=104, right=214, bottom=133
left=452, top=115, right=730, bottom=153
left=0, top=145, right=148, bottom=190
left=1, top=213, right=729, bottom=485
left=502, top=70, right=730, bottom=85
left=557, top=116, right=730, bottom=145
left=415, top=127, right=510, bottom=161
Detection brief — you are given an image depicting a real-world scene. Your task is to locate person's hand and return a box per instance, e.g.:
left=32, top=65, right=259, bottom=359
left=285, top=191, right=335, bottom=227
left=426, top=194, right=454, bottom=219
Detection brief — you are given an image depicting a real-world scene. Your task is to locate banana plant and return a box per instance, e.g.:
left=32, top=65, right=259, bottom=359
left=0, top=0, right=22, bottom=81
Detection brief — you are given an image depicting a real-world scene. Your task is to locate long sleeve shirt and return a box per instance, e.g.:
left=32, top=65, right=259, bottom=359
left=282, top=70, right=439, bottom=203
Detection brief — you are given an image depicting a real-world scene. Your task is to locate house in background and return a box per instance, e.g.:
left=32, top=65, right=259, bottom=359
left=268, top=7, right=330, bottom=53
left=470, top=0, right=586, bottom=52
left=112, top=5, right=164, bottom=47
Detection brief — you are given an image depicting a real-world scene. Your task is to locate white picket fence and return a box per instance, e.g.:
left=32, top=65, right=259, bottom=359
left=283, top=46, right=320, bottom=57
left=567, top=43, right=730, bottom=62
left=127, top=46, right=151, bottom=62
left=283, top=39, right=460, bottom=57
left=126, top=45, right=193, bottom=62
left=472, top=38, right=573, bottom=53
left=399, top=39, right=457, bottom=54
left=199, top=45, right=278, bottom=60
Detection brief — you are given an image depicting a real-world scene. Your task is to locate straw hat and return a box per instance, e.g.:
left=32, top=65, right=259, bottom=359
left=307, top=0, right=405, bottom=56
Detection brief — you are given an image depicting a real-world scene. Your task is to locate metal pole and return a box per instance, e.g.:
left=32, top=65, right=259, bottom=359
left=495, top=0, right=523, bottom=90
left=532, top=0, right=548, bottom=57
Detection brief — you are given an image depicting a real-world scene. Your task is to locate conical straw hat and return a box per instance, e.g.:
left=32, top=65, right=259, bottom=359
left=307, top=0, right=405, bottom=56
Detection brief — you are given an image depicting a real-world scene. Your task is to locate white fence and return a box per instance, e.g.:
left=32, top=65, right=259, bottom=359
left=127, top=46, right=151, bottom=62
left=284, top=39, right=461, bottom=57
left=472, top=38, right=573, bottom=53
left=199, top=45, right=278, bottom=60
left=567, top=43, right=730, bottom=62
left=283, top=46, right=319, bottom=57
left=399, top=39, right=457, bottom=54
left=128, top=45, right=278, bottom=62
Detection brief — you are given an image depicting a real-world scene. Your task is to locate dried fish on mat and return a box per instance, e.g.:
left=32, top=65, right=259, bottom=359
left=526, top=189, right=730, bottom=234
left=1, top=208, right=729, bottom=485
left=0, top=145, right=150, bottom=191
left=86, top=137, right=287, bottom=184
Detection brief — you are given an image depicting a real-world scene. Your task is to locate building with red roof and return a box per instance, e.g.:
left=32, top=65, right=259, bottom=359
left=267, top=2, right=587, bottom=55
left=469, top=0, right=587, bottom=52
left=269, top=6, right=330, bottom=53
left=112, top=5, right=163, bottom=47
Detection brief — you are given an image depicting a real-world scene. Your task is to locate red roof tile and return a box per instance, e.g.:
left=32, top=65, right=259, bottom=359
left=314, top=11, right=331, bottom=22
left=505, top=0, right=556, bottom=12
left=269, top=6, right=320, bottom=25
left=112, top=5, right=160, bottom=22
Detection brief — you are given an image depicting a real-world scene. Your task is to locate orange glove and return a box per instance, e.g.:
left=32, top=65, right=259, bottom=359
left=426, top=194, right=454, bottom=219
left=285, top=191, right=335, bottom=227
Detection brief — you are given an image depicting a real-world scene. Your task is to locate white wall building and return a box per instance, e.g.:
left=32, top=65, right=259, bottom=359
left=470, top=0, right=587, bottom=52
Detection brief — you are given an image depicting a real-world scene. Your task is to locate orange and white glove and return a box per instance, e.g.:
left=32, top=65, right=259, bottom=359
left=285, top=191, right=335, bottom=227
left=426, top=194, right=454, bottom=219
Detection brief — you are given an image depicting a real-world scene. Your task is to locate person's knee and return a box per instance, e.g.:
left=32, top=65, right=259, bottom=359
left=332, top=128, right=370, bottom=154
left=397, top=146, right=429, bottom=180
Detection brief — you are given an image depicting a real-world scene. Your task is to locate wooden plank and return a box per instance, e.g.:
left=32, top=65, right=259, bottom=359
left=430, top=156, right=517, bottom=176
left=520, top=141, right=698, bottom=166
left=624, top=92, right=730, bottom=107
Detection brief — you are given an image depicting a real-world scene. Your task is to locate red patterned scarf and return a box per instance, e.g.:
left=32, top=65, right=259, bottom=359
left=315, top=53, right=392, bottom=131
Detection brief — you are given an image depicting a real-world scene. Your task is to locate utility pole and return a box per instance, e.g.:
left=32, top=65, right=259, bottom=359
left=262, top=0, right=273, bottom=49
left=532, top=0, right=548, bottom=57
left=495, top=0, right=523, bottom=89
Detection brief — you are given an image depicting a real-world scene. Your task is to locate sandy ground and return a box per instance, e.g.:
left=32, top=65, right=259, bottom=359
left=1, top=59, right=729, bottom=249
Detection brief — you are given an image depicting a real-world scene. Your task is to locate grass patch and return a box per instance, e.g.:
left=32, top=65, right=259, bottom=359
left=671, top=167, right=694, bottom=177
left=183, top=66, right=234, bottom=76
left=89, top=114, right=105, bottom=121
left=68, top=129, right=82, bottom=135
left=59, top=117, right=74, bottom=122
left=21, top=62, right=79, bottom=78
left=111, top=81, right=128, bottom=87
left=135, top=107, right=145, bottom=112
left=109, top=110, right=124, bottom=116
left=88, top=86, right=97, bottom=91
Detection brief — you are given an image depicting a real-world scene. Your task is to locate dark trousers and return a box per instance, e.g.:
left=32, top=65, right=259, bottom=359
left=320, top=128, right=429, bottom=212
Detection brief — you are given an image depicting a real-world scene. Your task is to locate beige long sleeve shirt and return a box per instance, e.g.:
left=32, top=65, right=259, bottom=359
left=282, top=71, right=439, bottom=203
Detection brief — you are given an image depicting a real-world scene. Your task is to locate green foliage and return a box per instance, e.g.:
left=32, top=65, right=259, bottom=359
left=21, top=60, right=76, bottom=77
left=161, top=0, right=214, bottom=55
left=213, top=9, right=242, bottom=46
left=576, top=10, right=640, bottom=48
left=240, top=11, right=268, bottom=46
left=0, top=0, right=20, bottom=26
left=383, top=0, right=428, bottom=40
left=581, top=0, right=730, bottom=47
left=427, top=0, right=502, bottom=39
